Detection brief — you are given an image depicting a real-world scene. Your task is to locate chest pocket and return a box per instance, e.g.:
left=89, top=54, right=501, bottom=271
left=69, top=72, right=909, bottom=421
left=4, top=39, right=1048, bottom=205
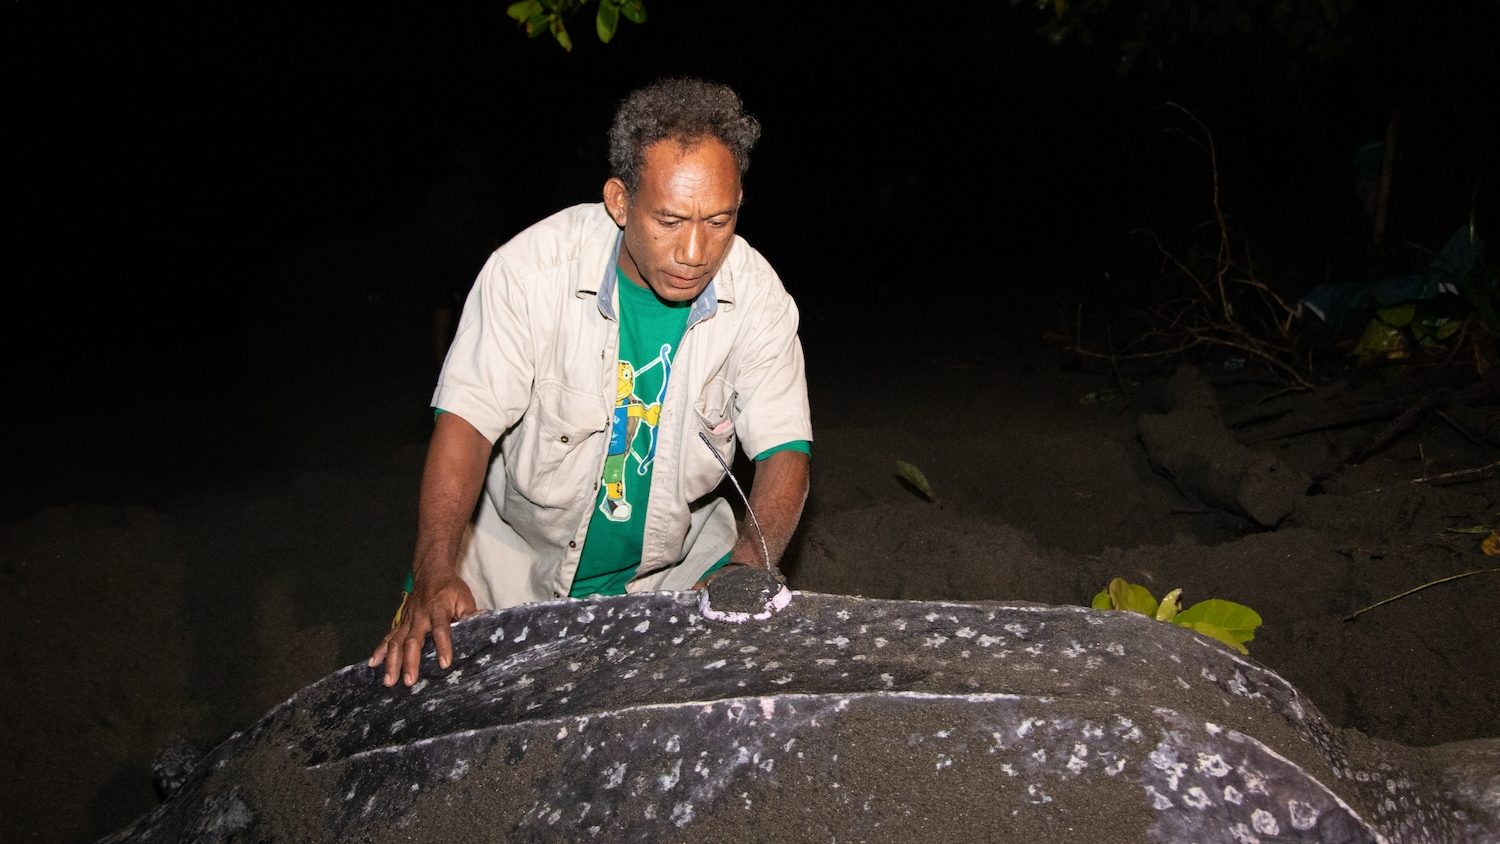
left=503, top=380, right=607, bottom=509
left=684, top=375, right=738, bottom=501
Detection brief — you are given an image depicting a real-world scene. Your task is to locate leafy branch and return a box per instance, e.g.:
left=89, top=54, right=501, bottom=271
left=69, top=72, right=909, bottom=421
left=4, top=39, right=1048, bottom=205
left=506, top=0, right=646, bottom=51
left=1069, top=103, right=1316, bottom=389
left=1092, top=576, right=1263, bottom=653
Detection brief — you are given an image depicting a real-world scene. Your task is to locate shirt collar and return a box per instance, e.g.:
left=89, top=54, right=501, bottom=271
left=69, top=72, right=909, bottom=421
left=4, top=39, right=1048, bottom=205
left=594, top=229, right=729, bottom=327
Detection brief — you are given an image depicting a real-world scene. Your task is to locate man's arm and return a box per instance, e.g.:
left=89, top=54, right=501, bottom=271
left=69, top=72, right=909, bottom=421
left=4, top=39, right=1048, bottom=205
left=368, top=411, right=491, bottom=686
left=728, top=449, right=809, bottom=572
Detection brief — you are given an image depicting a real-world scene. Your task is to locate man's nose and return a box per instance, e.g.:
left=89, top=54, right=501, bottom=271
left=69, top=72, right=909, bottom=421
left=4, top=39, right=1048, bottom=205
left=675, top=223, right=707, bottom=267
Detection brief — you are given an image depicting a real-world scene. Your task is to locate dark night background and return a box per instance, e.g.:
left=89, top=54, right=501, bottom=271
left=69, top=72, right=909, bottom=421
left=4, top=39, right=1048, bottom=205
left=6, top=2, right=1500, bottom=841
left=12, top=0, right=1497, bottom=428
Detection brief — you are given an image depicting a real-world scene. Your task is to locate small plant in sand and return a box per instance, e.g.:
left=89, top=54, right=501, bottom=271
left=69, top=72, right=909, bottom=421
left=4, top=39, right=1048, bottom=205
left=1091, top=576, right=1262, bottom=654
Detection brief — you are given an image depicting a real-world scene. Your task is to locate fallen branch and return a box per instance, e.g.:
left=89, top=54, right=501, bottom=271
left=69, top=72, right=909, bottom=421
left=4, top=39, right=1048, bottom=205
left=1343, top=567, right=1500, bottom=621
left=1411, top=460, right=1500, bottom=486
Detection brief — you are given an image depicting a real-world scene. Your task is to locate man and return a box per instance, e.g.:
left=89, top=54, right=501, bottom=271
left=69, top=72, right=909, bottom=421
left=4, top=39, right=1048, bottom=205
left=369, top=77, right=812, bottom=687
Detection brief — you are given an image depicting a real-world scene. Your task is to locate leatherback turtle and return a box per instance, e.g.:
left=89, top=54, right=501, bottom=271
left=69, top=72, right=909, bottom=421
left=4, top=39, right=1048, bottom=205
left=99, top=589, right=1500, bottom=842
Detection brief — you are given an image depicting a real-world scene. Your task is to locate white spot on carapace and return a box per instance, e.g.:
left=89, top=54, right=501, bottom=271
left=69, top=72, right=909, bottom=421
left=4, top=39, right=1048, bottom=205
left=604, top=762, right=626, bottom=788
left=1182, top=786, right=1211, bottom=809
left=389, top=719, right=406, bottom=735
left=1228, top=822, right=1258, bottom=844
left=1066, top=744, right=1089, bottom=773
left=1204, top=721, right=1223, bottom=735
left=1174, top=676, right=1191, bottom=690
left=664, top=735, right=680, bottom=752
left=977, top=634, right=1003, bottom=647
left=657, top=758, right=681, bottom=791
left=634, top=621, right=650, bottom=633
left=1251, top=808, right=1279, bottom=835
left=1149, top=745, right=1188, bottom=791
left=671, top=802, right=695, bottom=827
left=1144, top=785, right=1173, bottom=811
left=1061, top=641, right=1085, bottom=658
left=955, top=627, right=976, bottom=639
left=1106, top=642, right=1126, bottom=656
left=704, top=659, right=727, bottom=669
left=936, top=756, right=952, bottom=770
left=1105, top=758, right=1126, bottom=776
left=1224, top=785, right=1243, bottom=804
left=873, top=637, right=889, bottom=648
left=1026, top=784, right=1052, bottom=804
left=1004, top=623, right=1029, bottom=636
left=1243, top=768, right=1269, bottom=795
left=760, top=698, right=775, bottom=719
left=513, top=627, right=529, bottom=643
left=557, top=727, right=568, bottom=740
left=1196, top=752, right=1231, bottom=777
left=924, top=636, right=949, bottom=648
left=825, top=636, right=850, bottom=648
left=409, top=679, right=428, bottom=694
left=1287, top=799, right=1319, bottom=830
left=880, top=673, right=894, bottom=688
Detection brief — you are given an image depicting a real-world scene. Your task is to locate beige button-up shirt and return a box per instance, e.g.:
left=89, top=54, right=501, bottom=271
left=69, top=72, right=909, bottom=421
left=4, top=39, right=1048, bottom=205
left=433, top=203, right=812, bottom=610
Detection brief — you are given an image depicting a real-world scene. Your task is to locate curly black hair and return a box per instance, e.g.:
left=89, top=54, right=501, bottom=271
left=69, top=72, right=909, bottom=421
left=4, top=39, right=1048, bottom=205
left=607, top=77, right=762, bottom=195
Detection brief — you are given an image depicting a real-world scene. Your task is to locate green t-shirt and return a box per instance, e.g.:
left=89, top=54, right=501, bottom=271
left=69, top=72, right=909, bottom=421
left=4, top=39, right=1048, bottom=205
left=570, top=271, right=694, bottom=597
left=566, top=269, right=812, bottom=598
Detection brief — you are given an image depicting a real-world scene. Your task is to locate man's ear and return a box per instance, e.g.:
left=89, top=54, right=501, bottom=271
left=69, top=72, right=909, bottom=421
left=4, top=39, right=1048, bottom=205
left=603, top=177, right=629, bottom=226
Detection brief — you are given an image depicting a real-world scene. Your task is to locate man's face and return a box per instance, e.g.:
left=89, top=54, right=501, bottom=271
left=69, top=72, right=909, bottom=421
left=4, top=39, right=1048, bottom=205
left=604, top=138, right=742, bottom=303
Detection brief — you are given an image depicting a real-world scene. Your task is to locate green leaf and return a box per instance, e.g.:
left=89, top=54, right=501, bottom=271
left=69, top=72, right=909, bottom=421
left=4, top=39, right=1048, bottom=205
left=524, top=12, right=552, bottom=37
left=1376, top=302, right=1416, bottom=328
left=551, top=18, right=573, bottom=51
left=596, top=0, right=620, bottom=43
left=1107, top=577, right=1158, bottom=617
left=1350, top=318, right=1406, bottom=364
left=1178, top=620, right=1249, bottom=654
left=895, top=459, right=936, bottom=502
left=1091, top=590, right=1112, bottom=610
left=620, top=0, right=647, bottom=24
left=1443, top=525, right=1494, bottom=535
left=507, top=0, right=542, bottom=23
left=1173, top=598, right=1261, bottom=646
left=1154, top=587, right=1182, bottom=621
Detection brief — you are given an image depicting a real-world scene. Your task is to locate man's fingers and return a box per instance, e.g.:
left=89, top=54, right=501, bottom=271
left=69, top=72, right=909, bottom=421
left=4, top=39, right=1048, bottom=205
left=399, top=615, right=436, bottom=687
left=381, top=637, right=404, bottom=687
left=367, top=635, right=389, bottom=668
left=431, top=609, right=455, bottom=670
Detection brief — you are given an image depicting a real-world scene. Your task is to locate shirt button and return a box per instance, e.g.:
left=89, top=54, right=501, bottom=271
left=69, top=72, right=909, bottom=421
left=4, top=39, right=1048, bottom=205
left=560, top=435, right=569, bottom=443
left=568, top=540, right=577, bottom=549
left=553, top=591, right=562, bottom=598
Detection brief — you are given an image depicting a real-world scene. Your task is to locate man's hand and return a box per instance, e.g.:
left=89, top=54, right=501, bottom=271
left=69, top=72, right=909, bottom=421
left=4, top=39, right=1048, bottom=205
left=694, top=560, right=786, bottom=590
left=368, top=570, right=478, bottom=687
left=370, top=411, right=491, bottom=686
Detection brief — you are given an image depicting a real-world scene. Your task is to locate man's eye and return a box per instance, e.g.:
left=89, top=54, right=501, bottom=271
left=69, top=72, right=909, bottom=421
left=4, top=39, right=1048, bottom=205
left=657, top=219, right=681, bottom=228
left=708, top=219, right=728, bottom=228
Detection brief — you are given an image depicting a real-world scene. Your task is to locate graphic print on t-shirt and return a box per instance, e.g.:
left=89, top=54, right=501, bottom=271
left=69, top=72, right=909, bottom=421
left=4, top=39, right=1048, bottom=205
left=599, top=344, right=672, bottom=522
